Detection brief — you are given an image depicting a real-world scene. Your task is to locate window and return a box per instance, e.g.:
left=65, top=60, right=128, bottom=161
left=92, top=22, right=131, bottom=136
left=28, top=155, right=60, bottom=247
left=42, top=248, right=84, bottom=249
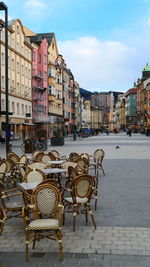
left=21, top=104, right=24, bottom=115
left=44, top=55, right=47, bottom=64
left=38, top=54, right=41, bottom=63
left=22, top=84, right=24, bottom=95
left=17, top=83, right=20, bottom=93
left=22, top=65, right=24, bottom=75
left=29, top=106, right=31, bottom=114
left=12, top=38, right=15, bottom=48
left=17, top=62, right=20, bottom=73
left=28, top=68, right=31, bottom=78
left=1, top=99, right=5, bottom=111
left=26, top=67, right=28, bottom=77
left=48, top=68, right=56, bottom=77
left=17, top=25, right=19, bottom=34
left=17, top=42, right=19, bottom=52
left=12, top=80, right=15, bottom=91
left=1, top=30, right=5, bottom=42
left=1, top=52, right=5, bottom=65
left=12, top=102, right=15, bottom=113
left=8, top=32, right=10, bottom=45
left=32, top=51, right=35, bottom=61
left=17, top=103, right=20, bottom=114
left=12, top=59, right=15, bottom=70
left=25, top=105, right=28, bottom=114
left=48, top=85, right=55, bottom=95
left=2, top=76, right=5, bottom=88
left=21, top=46, right=24, bottom=55
left=44, top=71, right=47, bottom=80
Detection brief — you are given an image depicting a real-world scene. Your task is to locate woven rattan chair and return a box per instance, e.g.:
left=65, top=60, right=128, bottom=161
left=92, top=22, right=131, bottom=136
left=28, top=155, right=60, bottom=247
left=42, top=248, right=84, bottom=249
left=32, top=150, right=42, bottom=160
left=7, top=152, right=20, bottom=164
left=80, top=153, right=90, bottom=163
left=89, top=149, right=105, bottom=176
left=22, top=183, right=64, bottom=261
left=48, top=151, right=57, bottom=161
left=51, top=150, right=67, bottom=160
left=40, top=154, right=52, bottom=164
left=0, top=208, right=6, bottom=235
left=24, top=169, right=46, bottom=183
left=0, top=187, right=24, bottom=220
left=2, top=159, right=18, bottom=186
left=27, top=162, right=47, bottom=172
left=63, top=174, right=97, bottom=231
left=68, top=152, right=80, bottom=162
left=33, top=151, right=44, bottom=162
left=75, top=158, right=89, bottom=174
left=19, top=154, right=28, bottom=165
left=67, top=166, right=79, bottom=186
left=0, top=161, right=7, bottom=186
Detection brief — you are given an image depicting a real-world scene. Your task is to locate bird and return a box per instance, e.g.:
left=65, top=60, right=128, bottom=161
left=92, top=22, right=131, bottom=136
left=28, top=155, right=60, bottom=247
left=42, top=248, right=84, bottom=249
left=115, top=145, right=120, bottom=149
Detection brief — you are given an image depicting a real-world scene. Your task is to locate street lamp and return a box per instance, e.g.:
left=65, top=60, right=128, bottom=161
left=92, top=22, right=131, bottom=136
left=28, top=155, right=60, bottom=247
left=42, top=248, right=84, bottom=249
left=0, top=2, right=9, bottom=155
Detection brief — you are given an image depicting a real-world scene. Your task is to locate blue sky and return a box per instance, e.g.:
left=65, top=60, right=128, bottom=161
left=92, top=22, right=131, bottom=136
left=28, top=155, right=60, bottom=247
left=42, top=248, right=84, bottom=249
left=2, top=0, right=150, bottom=92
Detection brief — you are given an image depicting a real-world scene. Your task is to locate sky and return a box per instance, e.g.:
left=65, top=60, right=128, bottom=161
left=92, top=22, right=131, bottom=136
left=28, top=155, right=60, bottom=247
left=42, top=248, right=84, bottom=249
left=1, top=0, right=150, bottom=92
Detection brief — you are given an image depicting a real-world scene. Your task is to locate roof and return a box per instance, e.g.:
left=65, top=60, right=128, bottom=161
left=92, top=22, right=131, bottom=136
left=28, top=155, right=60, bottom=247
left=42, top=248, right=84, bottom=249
left=143, top=65, right=150, bottom=72
left=29, top=33, right=55, bottom=45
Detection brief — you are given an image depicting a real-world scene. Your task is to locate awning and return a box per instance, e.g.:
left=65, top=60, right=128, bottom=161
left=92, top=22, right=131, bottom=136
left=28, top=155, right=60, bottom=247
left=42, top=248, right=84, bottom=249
left=22, top=123, right=35, bottom=126
left=8, top=122, right=20, bottom=125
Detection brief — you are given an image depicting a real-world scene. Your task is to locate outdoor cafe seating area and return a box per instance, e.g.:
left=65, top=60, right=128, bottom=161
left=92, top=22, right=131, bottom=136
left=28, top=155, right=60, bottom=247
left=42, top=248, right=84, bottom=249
left=0, top=148, right=105, bottom=261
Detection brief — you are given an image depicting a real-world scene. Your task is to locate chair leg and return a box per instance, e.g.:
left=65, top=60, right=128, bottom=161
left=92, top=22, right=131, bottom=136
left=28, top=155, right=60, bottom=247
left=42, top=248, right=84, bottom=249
left=85, top=208, right=88, bottom=224
left=0, top=222, right=4, bottom=235
left=102, top=167, right=105, bottom=176
left=87, top=204, right=96, bottom=229
left=32, top=233, right=37, bottom=249
left=73, top=206, right=77, bottom=231
left=95, top=198, right=97, bottom=210
left=25, top=230, right=30, bottom=261
left=56, top=230, right=63, bottom=260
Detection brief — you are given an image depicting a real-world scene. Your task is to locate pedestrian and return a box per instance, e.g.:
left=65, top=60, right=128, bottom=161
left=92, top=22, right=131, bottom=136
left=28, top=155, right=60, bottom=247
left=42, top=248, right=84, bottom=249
left=128, top=128, right=132, bottom=137
left=1, top=130, right=6, bottom=144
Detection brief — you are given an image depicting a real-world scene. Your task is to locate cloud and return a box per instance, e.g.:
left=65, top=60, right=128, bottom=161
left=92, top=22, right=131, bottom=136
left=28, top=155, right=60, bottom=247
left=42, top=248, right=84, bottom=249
left=58, top=37, right=137, bottom=92
left=24, top=0, right=46, bottom=8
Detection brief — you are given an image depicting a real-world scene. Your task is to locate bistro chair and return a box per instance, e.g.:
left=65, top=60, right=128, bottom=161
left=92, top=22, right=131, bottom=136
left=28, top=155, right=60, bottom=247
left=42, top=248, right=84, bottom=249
left=22, top=183, right=64, bottom=261
left=0, top=208, right=6, bottom=235
left=7, top=152, right=20, bottom=164
left=68, top=152, right=80, bottom=162
left=27, top=162, right=47, bottom=172
left=63, top=174, right=97, bottom=231
left=40, top=154, right=52, bottom=164
left=0, top=161, right=7, bottom=186
left=33, top=151, right=45, bottom=162
left=24, top=169, right=46, bottom=183
left=75, top=158, right=89, bottom=174
left=51, top=150, right=67, bottom=160
left=89, top=149, right=105, bottom=176
left=0, top=187, right=24, bottom=220
left=2, top=159, right=17, bottom=186
left=19, top=154, right=28, bottom=166
left=66, top=166, right=79, bottom=186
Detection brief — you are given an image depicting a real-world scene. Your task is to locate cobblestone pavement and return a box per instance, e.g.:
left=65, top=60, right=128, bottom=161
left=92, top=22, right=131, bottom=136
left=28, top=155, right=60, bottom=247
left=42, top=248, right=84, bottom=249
left=1, top=133, right=150, bottom=266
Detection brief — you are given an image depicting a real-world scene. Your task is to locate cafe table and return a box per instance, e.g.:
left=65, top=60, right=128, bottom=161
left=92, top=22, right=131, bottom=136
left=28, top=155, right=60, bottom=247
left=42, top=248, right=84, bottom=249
left=47, top=160, right=66, bottom=167
left=43, top=168, right=68, bottom=182
left=18, top=182, right=40, bottom=191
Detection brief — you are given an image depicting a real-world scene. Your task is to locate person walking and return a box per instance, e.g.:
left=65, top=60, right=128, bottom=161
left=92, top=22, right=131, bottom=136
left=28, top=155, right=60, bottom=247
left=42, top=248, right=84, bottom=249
left=128, top=128, right=132, bottom=137
left=1, top=130, right=6, bottom=144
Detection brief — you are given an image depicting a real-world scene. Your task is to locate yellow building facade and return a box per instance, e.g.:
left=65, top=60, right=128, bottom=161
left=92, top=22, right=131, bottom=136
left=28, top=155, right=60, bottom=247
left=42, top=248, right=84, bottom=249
left=0, top=19, right=32, bottom=138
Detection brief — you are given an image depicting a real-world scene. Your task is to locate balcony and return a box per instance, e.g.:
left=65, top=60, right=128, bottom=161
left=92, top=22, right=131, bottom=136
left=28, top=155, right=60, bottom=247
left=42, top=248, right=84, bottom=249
left=48, top=95, right=56, bottom=101
left=33, top=86, right=46, bottom=91
left=32, top=73, right=43, bottom=79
